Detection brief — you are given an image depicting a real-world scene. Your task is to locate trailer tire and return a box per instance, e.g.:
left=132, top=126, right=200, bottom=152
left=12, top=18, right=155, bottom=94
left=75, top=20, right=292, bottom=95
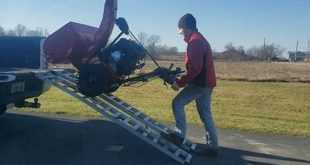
left=0, top=105, right=7, bottom=116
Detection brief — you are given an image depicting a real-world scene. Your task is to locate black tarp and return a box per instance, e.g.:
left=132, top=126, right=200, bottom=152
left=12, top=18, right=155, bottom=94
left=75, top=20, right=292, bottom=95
left=0, top=37, right=45, bottom=69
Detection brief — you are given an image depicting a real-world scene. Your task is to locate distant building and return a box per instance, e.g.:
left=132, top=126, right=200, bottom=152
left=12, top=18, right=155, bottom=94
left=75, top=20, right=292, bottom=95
left=305, top=52, right=310, bottom=62
left=288, top=51, right=308, bottom=62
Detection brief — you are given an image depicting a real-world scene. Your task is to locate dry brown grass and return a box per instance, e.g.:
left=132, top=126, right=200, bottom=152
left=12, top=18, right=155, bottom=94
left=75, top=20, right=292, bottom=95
left=144, top=60, right=310, bottom=83
left=50, top=58, right=310, bottom=83
left=215, top=62, right=310, bottom=83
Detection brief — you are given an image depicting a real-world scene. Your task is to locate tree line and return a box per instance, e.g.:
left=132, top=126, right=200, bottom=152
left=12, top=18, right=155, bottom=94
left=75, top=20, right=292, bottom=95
left=137, top=32, right=179, bottom=57
left=0, top=24, right=287, bottom=61
left=136, top=32, right=286, bottom=61
left=0, top=24, right=48, bottom=37
left=218, top=42, right=286, bottom=61
left=0, top=25, right=178, bottom=57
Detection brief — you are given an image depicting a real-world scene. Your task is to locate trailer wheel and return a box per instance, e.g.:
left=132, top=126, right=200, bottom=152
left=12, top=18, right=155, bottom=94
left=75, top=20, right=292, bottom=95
left=0, top=105, right=7, bottom=116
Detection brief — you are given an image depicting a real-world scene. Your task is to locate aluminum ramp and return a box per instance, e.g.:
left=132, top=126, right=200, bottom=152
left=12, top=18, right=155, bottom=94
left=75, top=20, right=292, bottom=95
left=49, top=70, right=196, bottom=164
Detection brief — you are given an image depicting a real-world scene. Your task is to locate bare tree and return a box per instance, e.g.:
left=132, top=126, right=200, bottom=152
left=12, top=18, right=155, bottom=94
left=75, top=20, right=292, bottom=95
left=15, top=24, right=27, bottom=37
left=221, top=43, right=253, bottom=61
left=168, top=46, right=178, bottom=54
left=147, top=35, right=161, bottom=46
left=265, top=44, right=285, bottom=61
left=237, top=46, right=246, bottom=56
left=137, top=32, right=148, bottom=46
left=36, top=27, right=44, bottom=36
left=26, top=30, right=42, bottom=36
left=6, top=30, right=17, bottom=36
left=0, top=26, right=5, bottom=36
left=137, top=32, right=179, bottom=57
left=246, top=46, right=261, bottom=57
left=156, top=45, right=178, bottom=55
left=43, top=28, right=49, bottom=37
left=0, top=25, right=49, bottom=37
left=224, top=42, right=236, bottom=52
left=146, top=34, right=161, bottom=56
left=25, top=27, right=45, bottom=37
left=223, top=43, right=239, bottom=61
left=247, top=44, right=284, bottom=61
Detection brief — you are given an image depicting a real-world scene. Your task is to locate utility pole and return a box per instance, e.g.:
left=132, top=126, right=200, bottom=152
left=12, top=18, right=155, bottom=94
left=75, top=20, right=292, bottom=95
left=307, top=39, right=310, bottom=61
left=264, top=38, right=267, bottom=61
left=307, top=39, right=310, bottom=53
left=295, top=40, right=299, bottom=62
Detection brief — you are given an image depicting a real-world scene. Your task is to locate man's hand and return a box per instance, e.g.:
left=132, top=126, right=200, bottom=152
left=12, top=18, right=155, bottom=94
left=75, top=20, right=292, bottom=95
left=171, top=81, right=180, bottom=91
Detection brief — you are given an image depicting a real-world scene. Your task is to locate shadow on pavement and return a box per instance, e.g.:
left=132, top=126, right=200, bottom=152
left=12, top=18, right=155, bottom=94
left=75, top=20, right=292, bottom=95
left=0, top=113, right=309, bottom=165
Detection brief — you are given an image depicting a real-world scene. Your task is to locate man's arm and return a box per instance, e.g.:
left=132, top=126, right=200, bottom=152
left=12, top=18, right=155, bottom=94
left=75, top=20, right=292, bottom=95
left=176, top=39, right=204, bottom=87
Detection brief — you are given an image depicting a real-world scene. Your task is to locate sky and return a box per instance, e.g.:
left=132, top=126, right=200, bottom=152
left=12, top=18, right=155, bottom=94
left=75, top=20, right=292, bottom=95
left=0, top=0, right=310, bottom=54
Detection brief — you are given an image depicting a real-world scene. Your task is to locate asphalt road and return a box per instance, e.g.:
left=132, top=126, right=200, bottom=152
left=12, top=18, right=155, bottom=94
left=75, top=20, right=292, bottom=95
left=1, top=111, right=310, bottom=165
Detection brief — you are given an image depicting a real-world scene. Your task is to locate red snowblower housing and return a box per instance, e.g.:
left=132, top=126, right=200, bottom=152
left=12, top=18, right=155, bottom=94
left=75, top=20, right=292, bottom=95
left=44, top=0, right=117, bottom=67
left=44, top=0, right=183, bottom=97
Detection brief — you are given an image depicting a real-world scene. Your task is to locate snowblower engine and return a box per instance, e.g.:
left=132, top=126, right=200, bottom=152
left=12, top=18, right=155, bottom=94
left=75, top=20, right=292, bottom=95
left=78, top=36, right=147, bottom=97
left=105, top=38, right=146, bottom=76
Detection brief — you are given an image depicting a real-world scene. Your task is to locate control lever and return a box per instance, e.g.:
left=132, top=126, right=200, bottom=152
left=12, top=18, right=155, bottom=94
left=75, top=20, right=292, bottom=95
left=158, top=64, right=183, bottom=87
left=163, top=64, right=175, bottom=87
left=120, top=64, right=184, bottom=86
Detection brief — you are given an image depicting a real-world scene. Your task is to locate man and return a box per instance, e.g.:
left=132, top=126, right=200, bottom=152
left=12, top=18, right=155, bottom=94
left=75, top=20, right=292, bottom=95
left=171, top=13, right=218, bottom=156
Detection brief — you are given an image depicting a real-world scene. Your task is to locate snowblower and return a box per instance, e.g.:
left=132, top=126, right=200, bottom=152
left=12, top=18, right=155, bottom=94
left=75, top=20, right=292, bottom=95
left=44, top=0, right=183, bottom=97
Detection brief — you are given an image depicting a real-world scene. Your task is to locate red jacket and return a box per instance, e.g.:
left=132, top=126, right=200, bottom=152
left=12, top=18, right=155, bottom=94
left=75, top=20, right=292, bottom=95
left=176, top=32, right=216, bottom=88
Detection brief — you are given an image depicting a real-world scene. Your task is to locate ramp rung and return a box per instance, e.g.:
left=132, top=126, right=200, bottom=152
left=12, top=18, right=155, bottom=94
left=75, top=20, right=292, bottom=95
left=133, top=124, right=141, bottom=130
left=124, top=117, right=132, bottom=125
left=100, top=93, right=197, bottom=152
left=153, top=137, right=160, bottom=143
left=111, top=112, right=123, bottom=118
left=144, top=117, right=151, bottom=122
left=50, top=70, right=193, bottom=164
left=126, top=107, right=134, bottom=111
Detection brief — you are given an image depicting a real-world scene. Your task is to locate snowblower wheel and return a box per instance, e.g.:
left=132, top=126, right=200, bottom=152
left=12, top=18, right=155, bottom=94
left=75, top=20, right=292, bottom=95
left=78, top=64, right=120, bottom=97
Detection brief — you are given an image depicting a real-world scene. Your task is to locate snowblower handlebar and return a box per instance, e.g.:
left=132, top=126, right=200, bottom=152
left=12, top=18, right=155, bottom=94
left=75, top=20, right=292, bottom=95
left=122, top=65, right=184, bottom=85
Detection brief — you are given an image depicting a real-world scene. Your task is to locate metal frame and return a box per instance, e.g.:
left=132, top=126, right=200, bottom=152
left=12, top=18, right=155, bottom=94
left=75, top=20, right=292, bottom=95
left=49, top=70, right=194, bottom=164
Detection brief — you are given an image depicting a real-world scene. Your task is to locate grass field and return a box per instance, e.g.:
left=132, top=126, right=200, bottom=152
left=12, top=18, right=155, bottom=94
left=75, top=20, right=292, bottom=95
left=146, top=61, right=310, bottom=83
left=54, top=61, right=310, bottom=83
left=214, top=61, right=310, bottom=83
left=21, top=78, right=310, bottom=137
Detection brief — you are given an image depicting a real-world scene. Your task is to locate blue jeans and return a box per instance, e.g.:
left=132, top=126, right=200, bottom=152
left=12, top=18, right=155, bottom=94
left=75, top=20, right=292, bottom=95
left=172, top=84, right=218, bottom=148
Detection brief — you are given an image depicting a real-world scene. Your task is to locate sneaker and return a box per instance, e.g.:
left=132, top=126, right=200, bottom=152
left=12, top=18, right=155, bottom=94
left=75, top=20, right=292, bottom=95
left=194, top=144, right=219, bottom=157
